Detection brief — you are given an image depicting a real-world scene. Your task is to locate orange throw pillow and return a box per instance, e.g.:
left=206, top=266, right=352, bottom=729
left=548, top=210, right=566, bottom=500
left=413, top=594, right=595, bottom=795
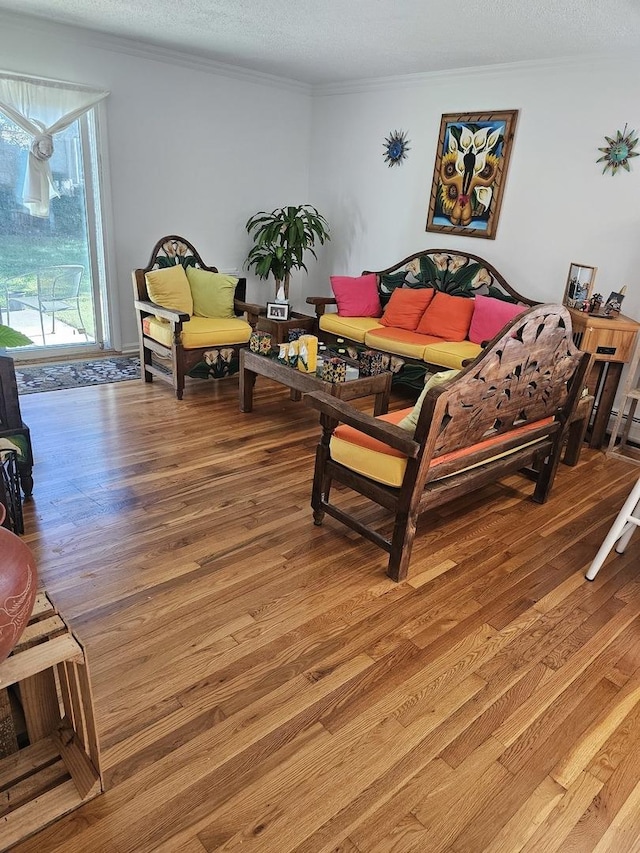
left=416, top=291, right=475, bottom=341
left=380, top=288, right=435, bottom=332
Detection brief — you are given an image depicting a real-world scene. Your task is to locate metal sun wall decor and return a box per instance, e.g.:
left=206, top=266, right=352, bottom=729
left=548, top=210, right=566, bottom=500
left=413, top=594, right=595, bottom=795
left=383, top=129, right=410, bottom=167
left=597, top=124, right=639, bottom=175
left=426, top=109, right=518, bottom=240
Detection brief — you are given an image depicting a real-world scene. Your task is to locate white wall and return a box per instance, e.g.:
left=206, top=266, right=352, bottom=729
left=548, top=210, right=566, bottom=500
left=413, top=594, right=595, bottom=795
left=309, top=59, right=640, bottom=326
left=0, top=12, right=313, bottom=350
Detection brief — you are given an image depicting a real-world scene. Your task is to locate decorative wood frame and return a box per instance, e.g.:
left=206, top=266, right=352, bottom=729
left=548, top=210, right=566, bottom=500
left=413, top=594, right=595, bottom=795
left=563, top=262, right=597, bottom=310
left=266, top=301, right=291, bottom=321
left=426, top=109, right=519, bottom=240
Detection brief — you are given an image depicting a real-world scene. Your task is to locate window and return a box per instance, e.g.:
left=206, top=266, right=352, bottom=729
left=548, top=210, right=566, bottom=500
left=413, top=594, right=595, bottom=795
left=0, top=74, right=109, bottom=355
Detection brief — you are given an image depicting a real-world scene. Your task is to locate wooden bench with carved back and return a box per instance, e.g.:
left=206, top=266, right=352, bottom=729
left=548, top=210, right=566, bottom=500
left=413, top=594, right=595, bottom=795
left=305, top=304, right=590, bottom=581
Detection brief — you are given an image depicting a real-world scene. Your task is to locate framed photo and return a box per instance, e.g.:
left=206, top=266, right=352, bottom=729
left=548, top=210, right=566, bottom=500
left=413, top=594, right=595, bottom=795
left=266, top=301, right=291, bottom=321
left=426, top=109, right=519, bottom=240
left=563, top=263, right=597, bottom=310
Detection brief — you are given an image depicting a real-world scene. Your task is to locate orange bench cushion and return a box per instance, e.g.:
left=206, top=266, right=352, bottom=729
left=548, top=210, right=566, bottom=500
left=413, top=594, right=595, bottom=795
left=331, top=414, right=554, bottom=488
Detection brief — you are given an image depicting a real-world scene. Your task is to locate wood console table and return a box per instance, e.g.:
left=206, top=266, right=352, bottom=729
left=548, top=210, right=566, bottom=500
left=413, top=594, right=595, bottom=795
left=240, top=349, right=391, bottom=416
left=568, top=309, right=640, bottom=449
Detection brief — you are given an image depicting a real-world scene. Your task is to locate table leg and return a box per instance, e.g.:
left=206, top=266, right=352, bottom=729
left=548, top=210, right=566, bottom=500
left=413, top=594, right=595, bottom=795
left=589, top=362, right=623, bottom=449
left=239, top=367, right=256, bottom=412
left=373, top=375, right=392, bottom=416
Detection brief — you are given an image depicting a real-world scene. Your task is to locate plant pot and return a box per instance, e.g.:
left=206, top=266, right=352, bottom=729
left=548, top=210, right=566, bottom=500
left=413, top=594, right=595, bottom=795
left=0, top=506, right=37, bottom=665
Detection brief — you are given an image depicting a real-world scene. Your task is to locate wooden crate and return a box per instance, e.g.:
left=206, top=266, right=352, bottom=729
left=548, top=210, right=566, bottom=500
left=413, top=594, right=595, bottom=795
left=0, top=591, right=103, bottom=851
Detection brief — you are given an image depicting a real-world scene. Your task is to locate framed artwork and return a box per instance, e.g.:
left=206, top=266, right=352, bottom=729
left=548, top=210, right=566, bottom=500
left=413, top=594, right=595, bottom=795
left=266, top=301, right=291, bottom=321
left=426, top=109, right=519, bottom=240
left=563, top=262, right=598, bottom=310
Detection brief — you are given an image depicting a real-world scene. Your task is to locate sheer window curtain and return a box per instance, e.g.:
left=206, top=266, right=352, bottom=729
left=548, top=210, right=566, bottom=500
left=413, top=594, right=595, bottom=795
left=0, top=71, right=109, bottom=217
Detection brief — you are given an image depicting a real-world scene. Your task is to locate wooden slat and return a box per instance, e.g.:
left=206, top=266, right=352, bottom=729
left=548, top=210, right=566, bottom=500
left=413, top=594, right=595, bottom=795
left=19, top=669, right=61, bottom=743
left=0, top=635, right=84, bottom=690
left=52, top=722, right=101, bottom=799
left=13, top=616, right=67, bottom=654
left=0, top=779, right=83, bottom=852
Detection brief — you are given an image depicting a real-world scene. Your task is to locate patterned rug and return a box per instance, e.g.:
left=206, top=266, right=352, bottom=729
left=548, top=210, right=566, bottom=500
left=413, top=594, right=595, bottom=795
left=15, top=356, right=141, bottom=394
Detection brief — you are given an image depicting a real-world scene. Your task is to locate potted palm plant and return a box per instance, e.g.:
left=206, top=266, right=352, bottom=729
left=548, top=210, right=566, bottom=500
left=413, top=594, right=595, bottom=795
left=245, top=204, right=330, bottom=301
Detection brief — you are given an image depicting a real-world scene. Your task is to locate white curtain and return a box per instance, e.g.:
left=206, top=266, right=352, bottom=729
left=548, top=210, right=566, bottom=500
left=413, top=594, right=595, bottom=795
left=0, top=72, right=109, bottom=217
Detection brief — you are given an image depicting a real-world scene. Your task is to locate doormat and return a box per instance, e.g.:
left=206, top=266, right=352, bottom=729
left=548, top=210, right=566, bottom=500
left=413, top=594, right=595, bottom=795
left=15, top=356, right=141, bottom=394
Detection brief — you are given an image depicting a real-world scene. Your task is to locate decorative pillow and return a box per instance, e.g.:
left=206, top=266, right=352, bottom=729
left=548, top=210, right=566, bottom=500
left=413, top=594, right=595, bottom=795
left=330, top=274, right=382, bottom=318
left=415, top=291, right=475, bottom=341
left=468, top=295, right=527, bottom=345
left=398, top=369, right=460, bottom=432
left=186, top=267, right=238, bottom=319
left=145, top=264, right=193, bottom=315
left=380, top=288, right=435, bottom=331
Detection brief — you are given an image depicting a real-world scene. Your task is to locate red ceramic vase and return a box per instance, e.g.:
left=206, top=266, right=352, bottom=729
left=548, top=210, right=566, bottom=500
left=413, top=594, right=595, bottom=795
left=0, top=510, right=38, bottom=665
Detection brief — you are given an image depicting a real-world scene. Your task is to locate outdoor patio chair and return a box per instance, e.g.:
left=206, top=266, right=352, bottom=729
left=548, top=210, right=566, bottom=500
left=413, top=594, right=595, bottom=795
left=3, top=265, right=86, bottom=344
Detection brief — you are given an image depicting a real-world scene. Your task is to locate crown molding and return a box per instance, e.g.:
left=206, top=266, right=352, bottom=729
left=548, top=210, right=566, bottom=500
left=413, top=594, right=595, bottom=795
left=312, top=53, right=634, bottom=97
left=0, top=9, right=311, bottom=95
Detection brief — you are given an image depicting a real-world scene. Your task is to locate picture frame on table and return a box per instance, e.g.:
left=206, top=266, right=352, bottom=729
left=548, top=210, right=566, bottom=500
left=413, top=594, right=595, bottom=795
left=266, top=302, right=291, bottom=321
left=563, top=262, right=598, bottom=310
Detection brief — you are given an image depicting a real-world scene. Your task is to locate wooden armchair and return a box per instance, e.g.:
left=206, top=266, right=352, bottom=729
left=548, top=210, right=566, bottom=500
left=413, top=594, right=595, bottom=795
left=305, top=304, right=590, bottom=582
left=132, top=235, right=263, bottom=399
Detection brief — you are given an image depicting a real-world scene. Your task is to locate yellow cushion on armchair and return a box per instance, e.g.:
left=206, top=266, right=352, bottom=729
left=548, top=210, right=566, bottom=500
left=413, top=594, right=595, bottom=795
left=144, top=265, right=193, bottom=315
left=145, top=316, right=252, bottom=349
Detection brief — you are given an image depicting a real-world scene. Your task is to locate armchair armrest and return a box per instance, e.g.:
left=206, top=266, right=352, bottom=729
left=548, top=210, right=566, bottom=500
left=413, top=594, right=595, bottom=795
left=133, top=299, right=190, bottom=324
left=306, top=296, right=337, bottom=318
left=304, top=391, right=420, bottom=458
left=234, top=299, right=263, bottom=327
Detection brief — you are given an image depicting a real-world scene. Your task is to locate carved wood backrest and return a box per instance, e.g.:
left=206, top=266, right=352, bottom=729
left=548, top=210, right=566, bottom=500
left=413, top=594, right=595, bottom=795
left=132, top=234, right=247, bottom=305
left=363, top=249, right=533, bottom=306
left=414, top=304, right=588, bottom=458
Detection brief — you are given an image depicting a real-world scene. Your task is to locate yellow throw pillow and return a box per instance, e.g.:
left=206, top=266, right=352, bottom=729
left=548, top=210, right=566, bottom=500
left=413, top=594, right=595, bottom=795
left=398, top=369, right=460, bottom=432
left=186, top=267, right=238, bottom=319
left=145, top=265, right=193, bottom=315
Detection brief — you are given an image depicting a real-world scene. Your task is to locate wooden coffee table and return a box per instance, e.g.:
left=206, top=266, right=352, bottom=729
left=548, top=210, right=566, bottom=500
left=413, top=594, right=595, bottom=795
left=240, top=348, right=392, bottom=415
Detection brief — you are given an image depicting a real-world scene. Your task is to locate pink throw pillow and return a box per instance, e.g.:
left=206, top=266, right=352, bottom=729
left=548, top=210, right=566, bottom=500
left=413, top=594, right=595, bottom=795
left=468, top=295, right=527, bottom=345
left=330, top=274, right=382, bottom=318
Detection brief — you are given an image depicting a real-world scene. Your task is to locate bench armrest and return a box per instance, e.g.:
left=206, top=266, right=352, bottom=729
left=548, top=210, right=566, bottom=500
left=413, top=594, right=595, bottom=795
left=133, top=299, right=190, bottom=324
left=306, top=296, right=337, bottom=318
left=304, top=391, right=420, bottom=458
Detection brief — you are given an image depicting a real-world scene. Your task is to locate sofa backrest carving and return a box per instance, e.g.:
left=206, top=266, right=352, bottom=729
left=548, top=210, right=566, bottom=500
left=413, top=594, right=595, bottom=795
left=363, top=249, right=534, bottom=306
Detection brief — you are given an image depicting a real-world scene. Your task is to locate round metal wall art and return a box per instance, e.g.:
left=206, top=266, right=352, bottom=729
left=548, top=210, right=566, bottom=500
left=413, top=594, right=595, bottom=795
left=383, top=129, right=410, bottom=167
left=597, top=124, right=639, bottom=175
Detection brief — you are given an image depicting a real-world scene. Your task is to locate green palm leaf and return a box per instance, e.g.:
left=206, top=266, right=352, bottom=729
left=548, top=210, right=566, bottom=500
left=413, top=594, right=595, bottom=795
left=0, top=324, right=33, bottom=348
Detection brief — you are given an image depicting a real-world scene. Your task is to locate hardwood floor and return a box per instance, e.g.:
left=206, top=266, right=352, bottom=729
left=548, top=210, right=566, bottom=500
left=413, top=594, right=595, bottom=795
left=10, top=373, right=640, bottom=852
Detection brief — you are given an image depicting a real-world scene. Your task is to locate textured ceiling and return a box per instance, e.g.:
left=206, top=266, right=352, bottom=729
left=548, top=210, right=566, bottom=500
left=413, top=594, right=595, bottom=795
left=1, top=0, right=639, bottom=85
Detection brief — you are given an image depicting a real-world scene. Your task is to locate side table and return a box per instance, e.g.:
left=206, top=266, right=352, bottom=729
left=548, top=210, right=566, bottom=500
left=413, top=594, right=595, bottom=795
left=257, top=311, right=316, bottom=344
left=568, top=309, right=640, bottom=449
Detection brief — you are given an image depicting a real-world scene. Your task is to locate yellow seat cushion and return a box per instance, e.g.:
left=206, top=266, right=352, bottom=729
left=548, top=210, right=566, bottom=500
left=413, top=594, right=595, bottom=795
left=331, top=415, right=553, bottom=488
left=422, top=340, right=483, bottom=369
left=145, top=316, right=252, bottom=349
left=145, top=265, right=193, bottom=315
left=319, top=314, right=383, bottom=343
left=364, top=327, right=443, bottom=360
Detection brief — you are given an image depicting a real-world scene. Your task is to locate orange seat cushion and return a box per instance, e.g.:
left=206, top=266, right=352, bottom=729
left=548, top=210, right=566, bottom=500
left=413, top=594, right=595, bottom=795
left=331, top=415, right=554, bottom=487
left=416, top=292, right=475, bottom=341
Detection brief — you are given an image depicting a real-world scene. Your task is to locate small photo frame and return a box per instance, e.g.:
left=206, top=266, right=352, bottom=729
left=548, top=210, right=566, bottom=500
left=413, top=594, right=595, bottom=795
left=266, top=301, right=291, bottom=321
left=563, top=262, right=597, bottom=310
left=602, top=290, right=625, bottom=318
